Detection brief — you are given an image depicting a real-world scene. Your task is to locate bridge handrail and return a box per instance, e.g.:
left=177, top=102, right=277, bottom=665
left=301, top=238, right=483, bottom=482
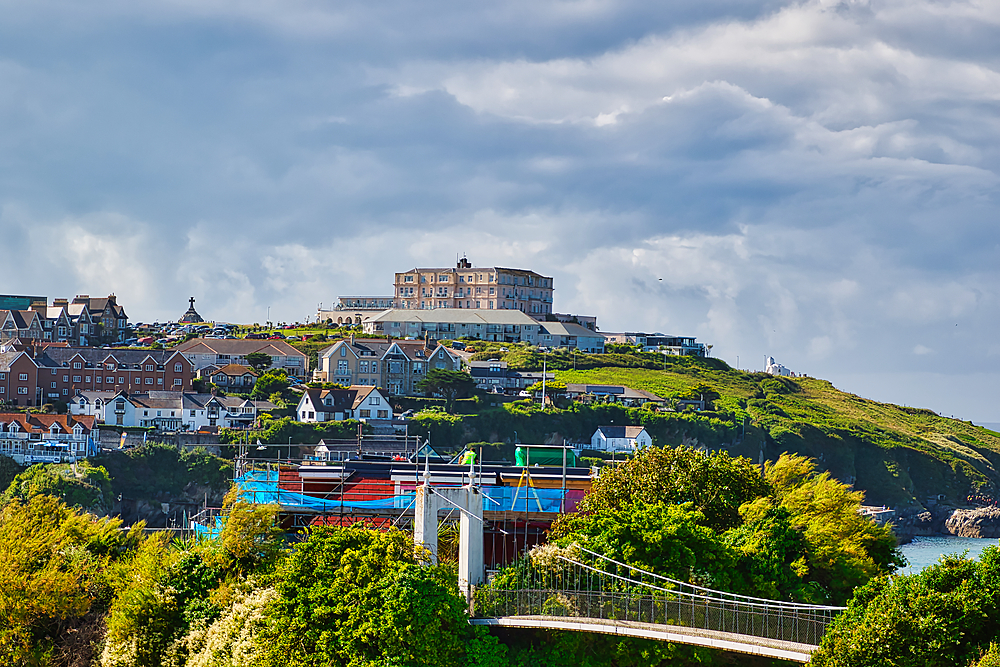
left=568, top=547, right=846, bottom=612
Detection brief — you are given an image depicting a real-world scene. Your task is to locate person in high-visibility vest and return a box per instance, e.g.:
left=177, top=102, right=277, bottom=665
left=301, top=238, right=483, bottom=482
left=460, top=448, right=476, bottom=465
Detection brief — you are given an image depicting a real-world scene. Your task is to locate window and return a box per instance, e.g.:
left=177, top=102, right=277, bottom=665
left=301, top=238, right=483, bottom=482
left=0, top=387, right=4, bottom=394
left=50, top=382, right=56, bottom=389
left=145, top=364, right=153, bottom=371
left=371, top=361, right=377, bottom=373
left=157, top=378, right=163, bottom=385
left=174, top=379, right=182, bottom=386
left=377, top=410, right=388, bottom=418
left=73, top=362, right=81, bottom=369
left=118, top=377, right=124, bottom=384
left=107, top=376, right=114, bottom=384
left=190, top=410, right=196, bottom=416
left=85, top=376, right=91, bottom=382
left=63, top=375, right=69, bottom=382
left=340, top=347, right=347, bottom=357
left=62, top=389, right=68, bottom=395
left=174, top=363, right=182, bottom=372
left=145, top=377, right=153, bottom=385
left=370, top=396, right=380, bottom=405
left=73, top=376, right=81, bottom=382
left=17, top=387, right=27, bottom=394
left=337, top=360, right=348, bottom=373
left=359, top=409, right=371, bottom=418
left=106, top=363, right=114, bottom=370
left=143, top=410, right=148, bottom=416
left=18, top=373, right=28, bottom=381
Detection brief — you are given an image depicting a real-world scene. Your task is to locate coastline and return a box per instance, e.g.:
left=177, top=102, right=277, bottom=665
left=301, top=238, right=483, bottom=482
left=894, top=505, right=1000, bottom=545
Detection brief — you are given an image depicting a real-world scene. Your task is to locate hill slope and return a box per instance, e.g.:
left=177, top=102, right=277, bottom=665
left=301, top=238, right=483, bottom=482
left=478, top=346, right=1000, bottom=509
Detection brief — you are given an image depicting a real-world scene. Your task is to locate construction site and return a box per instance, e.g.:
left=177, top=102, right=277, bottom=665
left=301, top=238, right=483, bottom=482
left=192, top=434, right=596, bottom=570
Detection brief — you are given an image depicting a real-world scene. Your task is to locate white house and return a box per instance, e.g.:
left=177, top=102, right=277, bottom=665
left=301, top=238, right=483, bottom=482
left=297, top=385, right=390, bottom=423
left=75, top=391, right=276, bottom=430
left=590, top=425, right=652, bottom=453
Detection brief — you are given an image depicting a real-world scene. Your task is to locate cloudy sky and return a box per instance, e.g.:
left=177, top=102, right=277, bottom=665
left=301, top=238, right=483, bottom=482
left=1, top=0, right=998, bottom=421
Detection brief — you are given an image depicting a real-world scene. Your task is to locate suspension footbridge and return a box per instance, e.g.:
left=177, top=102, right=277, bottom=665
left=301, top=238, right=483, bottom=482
left=472, top=546, right=844, bottom=662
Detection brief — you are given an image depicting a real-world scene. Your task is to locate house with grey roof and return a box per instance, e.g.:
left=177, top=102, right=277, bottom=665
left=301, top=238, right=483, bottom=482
left=91, top=391, right=276, bottom=430
left=590, top=425, right=652, bottom=453
left=296, top=385, right=390, bottom=423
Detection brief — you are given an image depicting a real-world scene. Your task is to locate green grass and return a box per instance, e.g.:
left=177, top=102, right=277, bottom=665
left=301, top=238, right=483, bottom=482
left=522, top=356, right=1000, bottom=509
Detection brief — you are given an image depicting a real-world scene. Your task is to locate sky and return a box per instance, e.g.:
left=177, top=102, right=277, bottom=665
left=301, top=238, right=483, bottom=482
left=0, top=0, right=998, bottom=422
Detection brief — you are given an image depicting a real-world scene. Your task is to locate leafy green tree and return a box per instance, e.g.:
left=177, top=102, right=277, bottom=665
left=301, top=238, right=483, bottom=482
left=554, top=502, right=737, bottom=588
left=245, top=352, right=272, bottom=373
left=0, top=454, right=20, bottom=491
left=526, top=379, right=568, bottom=396
left=251, top=370, right=291, bottom=401
left=416, top=369, right=477, bottom=412
left=557, top=445, right=770, bottom=533
left=254, top=526, right=505, bottom=667
left=2, top=460, right=113, bottom=512
left=750, top=453, right=903, bottom=604
left=0, top=494, right=139, bottom=666
left=812, top=547, right=1000, bottom=667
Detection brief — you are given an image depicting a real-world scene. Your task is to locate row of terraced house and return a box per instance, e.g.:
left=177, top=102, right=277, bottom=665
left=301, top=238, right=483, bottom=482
left=0, top=293, right=129, bottom=346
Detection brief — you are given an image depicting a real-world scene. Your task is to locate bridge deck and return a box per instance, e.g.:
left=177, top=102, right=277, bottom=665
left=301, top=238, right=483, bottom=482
left=471, top=615, right=816, bottom=663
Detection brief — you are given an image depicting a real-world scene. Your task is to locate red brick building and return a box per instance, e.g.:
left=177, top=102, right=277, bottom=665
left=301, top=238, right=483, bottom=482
left=0, top=350, right=40, bottom=407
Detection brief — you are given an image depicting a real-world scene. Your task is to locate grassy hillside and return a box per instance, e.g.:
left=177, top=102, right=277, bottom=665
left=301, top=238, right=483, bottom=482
left=469, top=348, right=1000, bottom=509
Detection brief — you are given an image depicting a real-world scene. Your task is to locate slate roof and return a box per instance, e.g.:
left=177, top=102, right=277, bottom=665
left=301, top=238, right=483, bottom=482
left=174, top=338, right=305, bottom=358
left=595, top=425, right=648, bottom=439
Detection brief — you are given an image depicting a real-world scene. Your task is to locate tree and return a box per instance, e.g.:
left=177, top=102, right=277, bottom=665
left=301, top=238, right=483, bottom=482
left=752, top=453, right=903, bottom=604
left=251, top=370, right=291, bottom=401
left=254, top=526, right=505, bottom=667
left=525, top=379, right=567, bottom=396
left=245, top=352, right=272, bottom=373
left=0, top=494, right=139, bottom=666
left=811, top=548, right=1000, bottom=667
left=415, top=369, right=477, bottom=413
left=556, top=445, right=770, bottom=533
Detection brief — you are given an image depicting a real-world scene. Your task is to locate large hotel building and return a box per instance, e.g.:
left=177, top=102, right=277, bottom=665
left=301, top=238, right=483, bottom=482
left=393, top=258, right=554, bottom=315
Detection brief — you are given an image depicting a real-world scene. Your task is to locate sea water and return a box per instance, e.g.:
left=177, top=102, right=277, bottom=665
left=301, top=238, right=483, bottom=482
left=897, top=535, right=998, bottom=575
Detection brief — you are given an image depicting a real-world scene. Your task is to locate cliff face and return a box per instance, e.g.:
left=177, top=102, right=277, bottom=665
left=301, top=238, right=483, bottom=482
left=945, top=507, right=1000, bottom=538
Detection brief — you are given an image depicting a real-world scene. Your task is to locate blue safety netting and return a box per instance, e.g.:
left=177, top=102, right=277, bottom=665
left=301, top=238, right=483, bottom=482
left=192, top=470, right=575, bottom=539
